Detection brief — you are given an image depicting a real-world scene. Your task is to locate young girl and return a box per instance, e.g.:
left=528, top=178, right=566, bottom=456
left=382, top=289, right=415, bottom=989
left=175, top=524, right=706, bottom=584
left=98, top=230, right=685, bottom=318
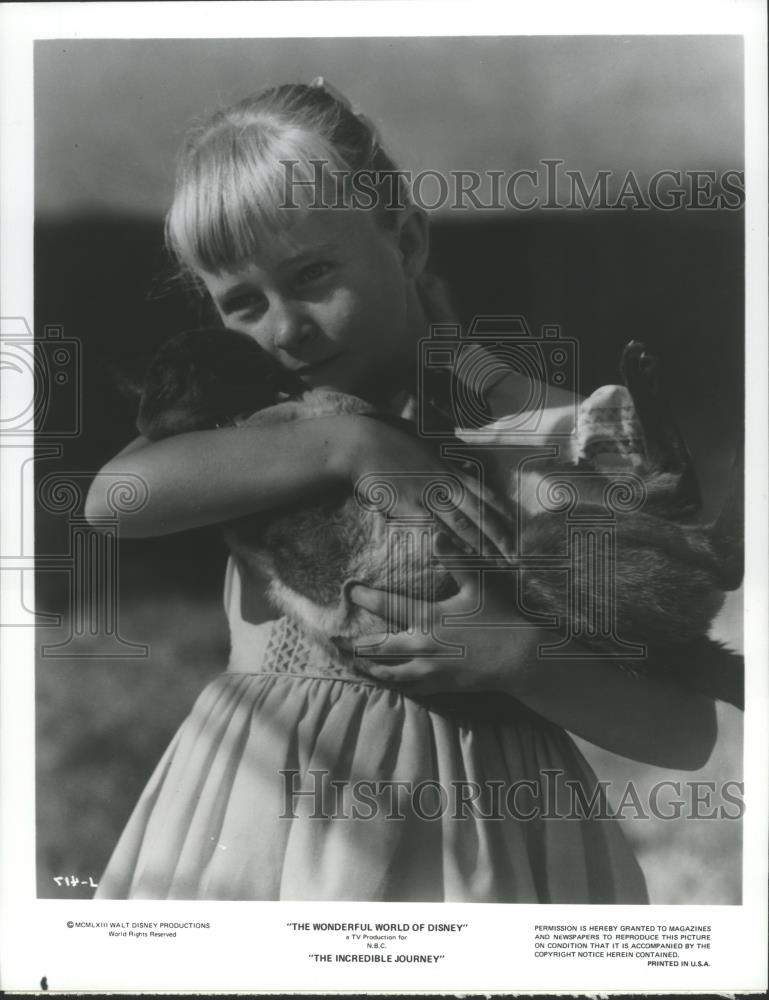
left=86, top=81, right=716, bottom=902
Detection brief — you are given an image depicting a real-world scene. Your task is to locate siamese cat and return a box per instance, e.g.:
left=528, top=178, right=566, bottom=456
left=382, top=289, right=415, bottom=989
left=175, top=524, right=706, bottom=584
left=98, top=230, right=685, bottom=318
left=136, top=329, right=744, bottom=708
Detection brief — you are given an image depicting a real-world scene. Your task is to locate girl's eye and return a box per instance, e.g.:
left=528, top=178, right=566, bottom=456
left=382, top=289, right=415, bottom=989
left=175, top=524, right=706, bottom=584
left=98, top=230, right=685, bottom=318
left=229, top=293, right=266, bottom=316
left=296, top=261, right=333, bottom=285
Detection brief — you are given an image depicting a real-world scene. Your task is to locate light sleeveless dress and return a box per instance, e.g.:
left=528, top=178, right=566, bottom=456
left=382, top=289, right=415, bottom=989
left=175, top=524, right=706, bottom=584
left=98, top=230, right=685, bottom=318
left=94, top=375, right=649, bottom=902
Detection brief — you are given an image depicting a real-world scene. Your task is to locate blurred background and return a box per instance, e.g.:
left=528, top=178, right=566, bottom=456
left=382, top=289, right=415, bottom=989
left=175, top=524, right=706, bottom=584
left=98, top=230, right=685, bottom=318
left=34, top=35, right=743, bottom=902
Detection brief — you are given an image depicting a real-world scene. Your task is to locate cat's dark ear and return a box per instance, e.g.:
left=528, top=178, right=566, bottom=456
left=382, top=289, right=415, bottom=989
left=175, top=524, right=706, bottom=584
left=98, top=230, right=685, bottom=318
left=103, top=358, right=145, bottom=401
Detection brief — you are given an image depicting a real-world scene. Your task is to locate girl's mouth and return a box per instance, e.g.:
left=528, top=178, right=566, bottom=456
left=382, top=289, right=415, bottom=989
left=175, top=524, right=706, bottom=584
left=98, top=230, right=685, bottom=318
left=295, top=353, right=343, bottom=376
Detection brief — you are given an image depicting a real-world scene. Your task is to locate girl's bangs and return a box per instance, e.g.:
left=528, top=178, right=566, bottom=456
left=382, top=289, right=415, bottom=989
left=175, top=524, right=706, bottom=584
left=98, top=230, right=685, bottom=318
left=166, top=126, right=349, bottom=276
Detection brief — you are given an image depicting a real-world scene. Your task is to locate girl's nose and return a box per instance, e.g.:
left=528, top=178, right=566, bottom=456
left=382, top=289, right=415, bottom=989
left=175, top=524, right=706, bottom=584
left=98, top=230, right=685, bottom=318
left=270, top=301, right=315, bottom=354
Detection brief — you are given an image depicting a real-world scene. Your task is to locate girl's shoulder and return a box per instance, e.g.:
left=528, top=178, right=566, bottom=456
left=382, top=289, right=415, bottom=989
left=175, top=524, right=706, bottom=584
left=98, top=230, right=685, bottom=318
left=455, top=344, right=582, bottom=453
left=464, top=358, right=644, bottom=473
left=417, top=277, right=582, bottom=445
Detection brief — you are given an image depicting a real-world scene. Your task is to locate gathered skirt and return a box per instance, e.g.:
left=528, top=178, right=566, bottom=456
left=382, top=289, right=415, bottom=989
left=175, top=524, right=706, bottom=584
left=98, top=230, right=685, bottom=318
left=94, top=615, right=647, bottom=903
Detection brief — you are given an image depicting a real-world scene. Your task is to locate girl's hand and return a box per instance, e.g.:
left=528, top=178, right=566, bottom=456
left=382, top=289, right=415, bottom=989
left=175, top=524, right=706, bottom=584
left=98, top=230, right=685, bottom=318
left=347, top=535, right=717, bottom=770
left=347, top=416, right=515, bottom=560
left=346, top=534, right=537, bottom=696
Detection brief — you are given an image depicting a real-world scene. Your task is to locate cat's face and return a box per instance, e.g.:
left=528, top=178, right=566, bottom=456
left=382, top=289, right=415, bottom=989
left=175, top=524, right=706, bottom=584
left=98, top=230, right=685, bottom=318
left=137, top=328, right=298, bottom=440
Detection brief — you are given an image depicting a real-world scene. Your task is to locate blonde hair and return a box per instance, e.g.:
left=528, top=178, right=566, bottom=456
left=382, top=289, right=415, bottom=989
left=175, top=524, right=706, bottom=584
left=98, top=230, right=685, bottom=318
left=166, top=81, right=410, bottom=278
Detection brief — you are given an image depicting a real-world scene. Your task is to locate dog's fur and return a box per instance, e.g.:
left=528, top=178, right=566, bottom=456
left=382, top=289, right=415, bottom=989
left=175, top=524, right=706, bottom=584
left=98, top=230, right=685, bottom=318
left=137, top=329, right=744, bottom=707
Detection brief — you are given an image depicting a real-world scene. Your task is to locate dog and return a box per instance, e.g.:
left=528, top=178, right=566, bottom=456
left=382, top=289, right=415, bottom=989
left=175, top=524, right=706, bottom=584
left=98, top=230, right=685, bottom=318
left=136, top=329, right=744, bottom=708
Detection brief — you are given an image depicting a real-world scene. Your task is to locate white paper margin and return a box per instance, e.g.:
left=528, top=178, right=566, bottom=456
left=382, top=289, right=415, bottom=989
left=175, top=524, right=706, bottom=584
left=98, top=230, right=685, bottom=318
left=1, top=1, right=767, bottom=993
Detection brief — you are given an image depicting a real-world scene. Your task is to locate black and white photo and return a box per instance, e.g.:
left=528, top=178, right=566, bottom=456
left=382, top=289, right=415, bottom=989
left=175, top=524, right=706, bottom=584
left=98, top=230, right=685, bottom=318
left=1, top=1, right=766, bottom=993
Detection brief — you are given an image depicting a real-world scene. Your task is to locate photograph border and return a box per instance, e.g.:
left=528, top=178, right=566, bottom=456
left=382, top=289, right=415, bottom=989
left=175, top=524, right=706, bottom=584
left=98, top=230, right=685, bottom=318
left=1, top=1, right=767, bottom=993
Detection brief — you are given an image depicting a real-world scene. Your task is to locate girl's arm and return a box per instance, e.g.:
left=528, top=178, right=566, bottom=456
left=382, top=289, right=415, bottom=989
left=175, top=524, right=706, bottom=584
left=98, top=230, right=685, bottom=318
left=347, top=569, right=718, bottom=771
left=85, top=415, right=364, bottom=536
left=502, top=647, right=718, bottom=771
left=85, top=413, right=509, bottom=549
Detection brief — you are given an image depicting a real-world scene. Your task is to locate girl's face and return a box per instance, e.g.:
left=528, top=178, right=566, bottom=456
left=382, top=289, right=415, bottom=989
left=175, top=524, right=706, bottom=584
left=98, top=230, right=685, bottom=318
left=197, top=208, right=426, bottom=400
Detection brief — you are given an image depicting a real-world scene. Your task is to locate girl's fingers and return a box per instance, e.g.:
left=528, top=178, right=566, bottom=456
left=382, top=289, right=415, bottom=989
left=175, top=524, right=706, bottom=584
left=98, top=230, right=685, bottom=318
left=445, top=474, right=515, bottom=559
left=432, top=533, right=510, bottom=623
left=347, top=584, right=438, bottom=631
left=346, top=536, right=482, bottom=629
left=351, top=628, right=462, bottom=660
left=345, top=583, right=388, bottom=618
left=385, top=472, right=483, bottom=555
left=354, top=656, right=463, bottom=698
left=440, top=474, right=486, bottom=551
left=353, top=655, right=447, bottom=685
left=454, top=467, right=513, bottom=522
left=354, top=657, right=426, bottom=681
left=472, top=498, right=517, bottom=559
left=432, top=533, right=483, bottom=599
left=463, top=486, right=517, bottom=559
left=435, top=506, right=482, bottom=554
left=373, top=469, right=514, bottom=560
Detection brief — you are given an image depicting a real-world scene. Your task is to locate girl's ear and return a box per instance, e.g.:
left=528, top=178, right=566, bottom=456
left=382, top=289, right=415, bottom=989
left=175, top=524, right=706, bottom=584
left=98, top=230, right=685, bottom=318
left=396, top=207, right=430, bottom=279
